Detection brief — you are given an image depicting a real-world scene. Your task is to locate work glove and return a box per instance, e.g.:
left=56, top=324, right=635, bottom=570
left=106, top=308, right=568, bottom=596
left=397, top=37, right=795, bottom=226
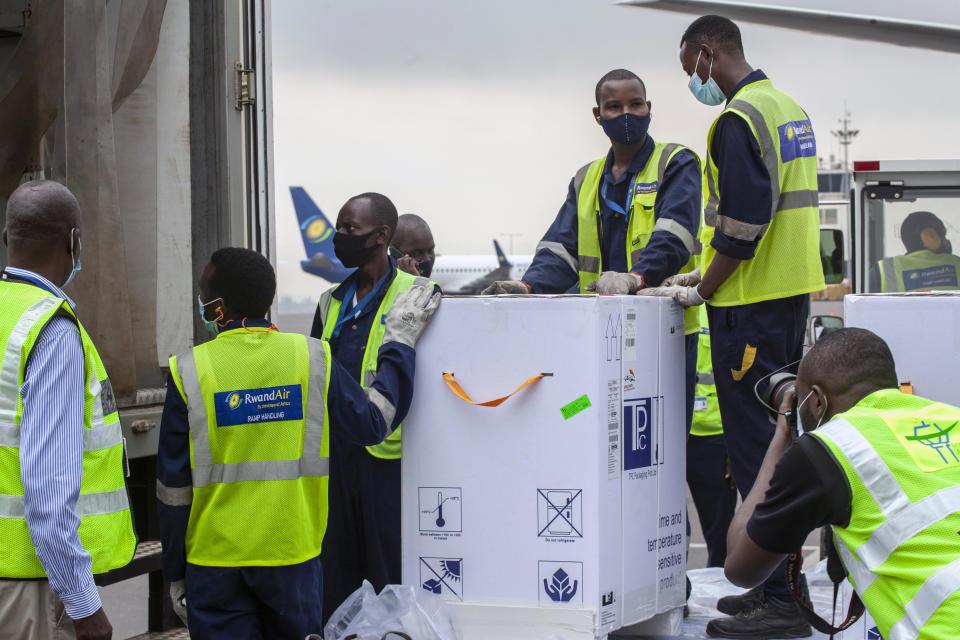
left=481, top=280, right=532, bottom=295
left=170, top=580, right=188, bottom=626
left=636, top=284, right=707, bottom=308
left=660, top=267, right=701, bottom=287
left=584, top=271, right=644, bottom=295
left=383, top=285, right=442, bottom=348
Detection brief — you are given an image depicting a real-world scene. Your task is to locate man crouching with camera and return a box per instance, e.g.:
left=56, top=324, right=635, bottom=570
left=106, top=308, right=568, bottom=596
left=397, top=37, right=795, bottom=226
left=722, top=327, right=960, bottom=640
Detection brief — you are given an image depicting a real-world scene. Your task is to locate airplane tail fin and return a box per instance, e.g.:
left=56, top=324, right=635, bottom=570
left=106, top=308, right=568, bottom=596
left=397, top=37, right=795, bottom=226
left=290, top=186, right=336, bottom=258
left=494, top=239, right=512, bottom=268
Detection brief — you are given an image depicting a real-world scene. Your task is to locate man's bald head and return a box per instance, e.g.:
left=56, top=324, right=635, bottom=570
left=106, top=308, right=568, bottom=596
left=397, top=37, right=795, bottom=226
left=393, top=214, right=436, bottom=277
left=799, top=328, right=897, bottom=398
left=5, top=180, right=81, bottom=249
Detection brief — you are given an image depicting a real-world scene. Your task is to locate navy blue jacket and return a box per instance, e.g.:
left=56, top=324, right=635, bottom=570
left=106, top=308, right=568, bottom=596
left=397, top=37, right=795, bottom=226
left=521, top=135, right=701, bottom=293
left=709, top=69, right=776, bottom=261
left=157, top=317, right=415, bottom=581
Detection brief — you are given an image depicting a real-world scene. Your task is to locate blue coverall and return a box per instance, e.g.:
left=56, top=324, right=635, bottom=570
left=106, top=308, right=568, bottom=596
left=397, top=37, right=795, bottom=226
left=705, top=69, right=811, bottom=600
left=309, top=260, right=427, bottom=624
left=157, top=318, right=415, bottom=639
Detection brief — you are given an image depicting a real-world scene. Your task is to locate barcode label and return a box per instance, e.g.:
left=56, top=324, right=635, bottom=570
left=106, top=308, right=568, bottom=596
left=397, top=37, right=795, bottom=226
left=625, top=338, right=636, bottom=347
left=626, top=312, right=636, bottom=321
left=609, top=433, right=619, bottom=443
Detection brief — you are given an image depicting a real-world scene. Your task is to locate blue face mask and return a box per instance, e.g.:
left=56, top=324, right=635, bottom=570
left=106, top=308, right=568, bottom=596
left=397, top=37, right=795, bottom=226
left=62, top=229, right=82, bottom=288
left=599, top=112, right=650, bottom=145
left=688, top=50, right=725, bottom=106
left=198, top=295, right=224, bottom=334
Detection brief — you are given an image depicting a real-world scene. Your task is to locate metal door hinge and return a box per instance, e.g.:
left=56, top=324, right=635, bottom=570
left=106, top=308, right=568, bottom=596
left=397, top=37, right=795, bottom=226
left=235, top=62, right=255, bottom=110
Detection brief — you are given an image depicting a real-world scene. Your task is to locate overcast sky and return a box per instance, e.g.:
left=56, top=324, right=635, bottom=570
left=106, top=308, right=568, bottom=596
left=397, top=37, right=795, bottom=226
left=270, top=0, right=960, bottom=300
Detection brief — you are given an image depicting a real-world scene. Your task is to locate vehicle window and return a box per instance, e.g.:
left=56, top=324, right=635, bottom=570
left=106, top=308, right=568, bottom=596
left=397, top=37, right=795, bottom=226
left=863, top=187, right=960, bottom=292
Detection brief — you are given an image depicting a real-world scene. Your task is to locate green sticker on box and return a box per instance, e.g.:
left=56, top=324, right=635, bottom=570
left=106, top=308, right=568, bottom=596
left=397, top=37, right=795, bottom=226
left=560, top=394, right=591, bottom=420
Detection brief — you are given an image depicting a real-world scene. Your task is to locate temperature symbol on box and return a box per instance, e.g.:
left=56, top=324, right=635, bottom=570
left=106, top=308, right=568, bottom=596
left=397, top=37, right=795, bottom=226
left=419, top=487, right=462, bottom=533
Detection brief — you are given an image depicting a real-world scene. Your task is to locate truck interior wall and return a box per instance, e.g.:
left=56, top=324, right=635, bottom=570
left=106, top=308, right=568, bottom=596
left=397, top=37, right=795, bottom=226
left=188, top=0, right=232, bottom=347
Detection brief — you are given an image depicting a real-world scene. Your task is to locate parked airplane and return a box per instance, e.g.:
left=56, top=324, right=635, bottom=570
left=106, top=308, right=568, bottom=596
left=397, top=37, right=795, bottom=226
left=291, top=186, right=532, bottom=294
left=619, top=0, right=960, bottom=54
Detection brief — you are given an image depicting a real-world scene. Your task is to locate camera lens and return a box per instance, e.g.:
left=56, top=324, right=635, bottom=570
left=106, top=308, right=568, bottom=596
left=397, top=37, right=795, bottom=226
left=763, top=372, right=797, bottom=421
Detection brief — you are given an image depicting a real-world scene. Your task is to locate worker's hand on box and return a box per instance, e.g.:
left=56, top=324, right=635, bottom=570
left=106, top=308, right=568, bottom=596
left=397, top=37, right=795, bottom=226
left=661, top=267, right=701, bottom=288
left=584, top=271, right=644, bottom=295
left=636, top=284, right=706, bottom=308
left=384, top=285, right=442, bottom=348
left=170, top=579, right=188, bottom=626
left=481, top=280, right=532, bottom=295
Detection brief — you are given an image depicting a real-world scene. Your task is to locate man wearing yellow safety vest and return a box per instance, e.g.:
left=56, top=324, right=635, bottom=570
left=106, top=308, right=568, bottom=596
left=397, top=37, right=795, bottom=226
left=156, top=247, right=439, bottom=638
left=725, top=328, right=960, bottom=640
left=309, top=193, right=440, bottom=623
left=0, top=181, right=134, bottom=640
left=640, top=15, right=825, bottom=638
left=869, top=210, right=960, bottom=292
left=688, top=307, right=737, bottom=569
left=481, top=68, right=704, bottom=488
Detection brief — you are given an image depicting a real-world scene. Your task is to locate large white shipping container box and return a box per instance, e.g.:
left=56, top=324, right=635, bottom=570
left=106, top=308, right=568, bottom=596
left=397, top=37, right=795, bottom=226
left=844, top=292, right=960, bottom=405
left=618, top=297, right=687, bottom=625
left=400, top=296, right=686, bottom=639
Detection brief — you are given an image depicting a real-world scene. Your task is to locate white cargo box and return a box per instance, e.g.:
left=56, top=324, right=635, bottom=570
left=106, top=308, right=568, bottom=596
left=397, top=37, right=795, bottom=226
left=401, top=296, right=686, bottom=639
left=844, top=292, right=960, bottom=405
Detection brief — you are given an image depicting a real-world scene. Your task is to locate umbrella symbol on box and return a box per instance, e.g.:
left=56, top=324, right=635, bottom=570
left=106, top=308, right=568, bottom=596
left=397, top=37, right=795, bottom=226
left=544, top=568, right=578, bottom=602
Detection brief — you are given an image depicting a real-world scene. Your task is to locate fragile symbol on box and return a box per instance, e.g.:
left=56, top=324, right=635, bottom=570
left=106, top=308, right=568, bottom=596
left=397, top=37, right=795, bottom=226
left=538, top=561, right=583, bottom=604
left=623, top=396, right=664, bottom=471
left=420, top=557, right=463, bottom=601
left=418, top=487, right=462, bottom=533
left=537, top=489, right=583, bottom=538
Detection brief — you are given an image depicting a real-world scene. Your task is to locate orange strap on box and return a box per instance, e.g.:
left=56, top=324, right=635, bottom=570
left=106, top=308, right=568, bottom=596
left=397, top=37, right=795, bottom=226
left=442, top=372, right=551, bottom=407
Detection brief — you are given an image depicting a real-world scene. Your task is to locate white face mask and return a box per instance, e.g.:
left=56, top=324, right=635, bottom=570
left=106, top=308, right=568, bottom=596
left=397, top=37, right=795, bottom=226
left=688, top=50, right=725, bottom=106
left=796, top=389, right=828, bottom=434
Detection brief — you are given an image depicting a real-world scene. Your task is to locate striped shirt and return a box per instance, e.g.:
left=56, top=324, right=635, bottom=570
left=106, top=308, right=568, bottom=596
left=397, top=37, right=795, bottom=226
left=4, top=267, right=101, bottom=618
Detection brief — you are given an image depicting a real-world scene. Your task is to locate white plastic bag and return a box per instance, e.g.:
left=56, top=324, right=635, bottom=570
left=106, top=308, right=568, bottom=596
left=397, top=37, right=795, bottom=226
left=318, top=580, right=462, bottom=640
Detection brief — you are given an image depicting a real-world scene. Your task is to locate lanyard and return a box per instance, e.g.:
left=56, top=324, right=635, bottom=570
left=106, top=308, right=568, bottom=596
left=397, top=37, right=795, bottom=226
left=329, top=271, right=392, bottom=343
left=599, top=171, right=641, bottom=218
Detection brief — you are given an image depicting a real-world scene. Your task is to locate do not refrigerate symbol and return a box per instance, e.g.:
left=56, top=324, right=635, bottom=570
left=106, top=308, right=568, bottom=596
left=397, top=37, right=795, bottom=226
left=544, top=568, right=579, bottom=602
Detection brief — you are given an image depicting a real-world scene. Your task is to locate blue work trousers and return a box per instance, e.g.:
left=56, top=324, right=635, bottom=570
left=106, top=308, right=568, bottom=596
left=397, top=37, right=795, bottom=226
left=184, top=554, right=324, bottom=639
left=687, top=433, right=737, bottom=567
left=706, top=293, right=808, bottom=597
left=321, top=435, right=401, bottom=624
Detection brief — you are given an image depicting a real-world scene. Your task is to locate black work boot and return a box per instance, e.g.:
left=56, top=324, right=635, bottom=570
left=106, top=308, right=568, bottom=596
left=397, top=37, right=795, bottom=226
left=706, top=594, right=812, bottom=639
left=715, top=584, right=764, bottom=615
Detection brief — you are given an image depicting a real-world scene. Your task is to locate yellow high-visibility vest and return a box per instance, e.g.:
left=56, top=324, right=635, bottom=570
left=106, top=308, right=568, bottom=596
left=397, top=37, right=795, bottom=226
left=701, top=78, right=824, bottom=306
left=169, top=330, right=332, bottom=567
left=0, top=281, right=135, bottom=578
left=811, top=389, right=960, bottom=640
left=319, top=269, right=434, bottom=459
left=574, top=142, right=702, bottom=334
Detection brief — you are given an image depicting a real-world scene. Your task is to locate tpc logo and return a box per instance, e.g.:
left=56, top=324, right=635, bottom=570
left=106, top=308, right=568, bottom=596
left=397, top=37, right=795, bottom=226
left=623, top=397, right=659, bottom=471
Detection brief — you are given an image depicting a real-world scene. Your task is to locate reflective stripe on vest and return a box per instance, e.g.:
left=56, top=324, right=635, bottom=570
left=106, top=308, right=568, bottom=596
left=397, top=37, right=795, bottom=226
left=574, top=142, right=702, bottom=334
left=176, top=340, right=330, bottom=487
left=321, top=270, right=436, bottom=459
left=812, top=392, right=960, bottom=638
left=0, top=281, right=135, bottom=578
left=700, top=79, right=824, bottom=306
left=690, top=305, right=722, bottom=436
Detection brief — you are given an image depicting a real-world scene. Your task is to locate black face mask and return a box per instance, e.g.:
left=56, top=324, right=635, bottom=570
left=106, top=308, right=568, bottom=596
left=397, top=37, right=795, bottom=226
left=416, top=258, right=435, bottom=278
left=333, top=229, right=380, bottom=268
